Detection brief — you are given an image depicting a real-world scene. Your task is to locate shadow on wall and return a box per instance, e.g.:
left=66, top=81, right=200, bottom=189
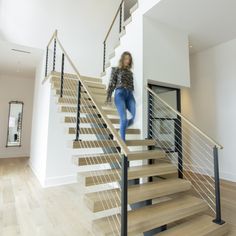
left=124, top=0, right=138, bottom=20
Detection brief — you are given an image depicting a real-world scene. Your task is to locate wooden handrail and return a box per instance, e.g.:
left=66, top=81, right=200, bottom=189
left=47, top=30, right=58, bottom=47
left=45, top=32, right=130, bottom=156
left=146, top=86, right=223, bottom=149
left=104, top=0, right=124, bottom=43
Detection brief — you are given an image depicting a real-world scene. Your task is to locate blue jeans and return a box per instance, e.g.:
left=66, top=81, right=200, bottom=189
left=114, top=88, right=136, bottom=141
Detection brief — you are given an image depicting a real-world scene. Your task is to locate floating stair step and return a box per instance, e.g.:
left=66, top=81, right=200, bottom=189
left=128, top=149, right=166, bottom=161
left=59, top=97, right=101, bottom=106
left=73, top=153, right=121, bottom=166
left=105, top=62, right=111, bottom=69
left=51, top=71, right=78, bottom=80
left=78, top=163, right=177, bottom=186
left=92, top=195, right=208, bottom=236
left=81, top=75, right=102, bottom=83
left=53, top=82, right=106, bottom=95
left=61, top=106, right=101, bottom=114
left=61, top=106, right=117, bottom=115
left=109, top=51, right=116, bottom=60
left=69, top=127, right=140, bottom=135
left=157, top=215, right=228, bottom=236
left=84, top=81, right=106, bottom=89
left=56, top=89, right=105, bottom=101
left=84, top=87, right=106, bottom=95
left=130, top=2, right=139, bottom=15
left=119, top=29, right=126, bottom=38
left=65, top=117, right=119, bottom=124
left=124, top=16, right=132, bottom=27
left=73, top=140, right=119, bottom=149
left=73, top=139, right=156, bottom=149
left=100, top=71, right=106, bottom=77
left=125, top=139, right=156, bottom=147
left=53, top=79, right=105, bottom=90
left=85, top=179, right=192, bottom=212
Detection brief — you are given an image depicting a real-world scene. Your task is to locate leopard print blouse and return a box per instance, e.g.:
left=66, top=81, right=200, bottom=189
left=106, top=67, right=134, bottom=102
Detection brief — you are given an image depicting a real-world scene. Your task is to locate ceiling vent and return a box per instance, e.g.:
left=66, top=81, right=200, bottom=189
left=11, top=49, right=31, bottom=54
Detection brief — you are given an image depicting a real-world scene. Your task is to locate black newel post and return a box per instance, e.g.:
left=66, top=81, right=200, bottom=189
left=213, top=146, right=225, bottom=225
left=60, top=53, right=65, bottom=98
left=45, top=47, right=49, bottom=77
left=121, top=155, right=128, bottom=236
left=103, top=42, right=106, bottom=72
left=119, top=3, right=123, bottom=33
left=175, top=116, right=183, bottom=179
left=75, top=81, right=82, bottom=141
left=53, top=38, right=57, bottom=71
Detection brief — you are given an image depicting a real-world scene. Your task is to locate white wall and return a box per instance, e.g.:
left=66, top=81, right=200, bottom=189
left=182, top=38, right=236, bottom=182
left=0, top=74, right=34, bottom=158
left=29, top=56, right=50, bottom=185
left=143, top=17, right=190, bottom=87
left=0, top=0, right=121, bottom=77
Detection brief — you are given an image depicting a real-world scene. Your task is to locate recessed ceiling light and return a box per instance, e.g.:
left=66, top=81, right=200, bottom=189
left=11, top=49, right=31, bottom=54
left=189, top=45, right=193, bottom=48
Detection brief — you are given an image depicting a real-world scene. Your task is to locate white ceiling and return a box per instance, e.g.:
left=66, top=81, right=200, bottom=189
left=0, top=40, right=43, bottom=78
left=146, top=0, right=236, bottom=53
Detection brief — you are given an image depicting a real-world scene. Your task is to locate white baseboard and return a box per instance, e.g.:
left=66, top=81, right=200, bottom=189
left=43, top=174, right=77, bottom=188
left=0, top=153, right=29, bottom=158
left=220, top=171, right=236, bottom=183
left=29, top=160, right=45, bottom=187
left=182, top=163, right=236, bottom=183
left=29, top=161, right=77, bottom=188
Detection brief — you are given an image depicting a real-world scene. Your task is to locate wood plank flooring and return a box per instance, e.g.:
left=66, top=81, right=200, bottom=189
left=0, top=157, right=92, bottom=236
left=0, top=158, right=235, bottom=235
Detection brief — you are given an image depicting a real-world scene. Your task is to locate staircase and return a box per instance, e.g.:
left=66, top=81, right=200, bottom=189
left=42, top=1, right=229, bottom=234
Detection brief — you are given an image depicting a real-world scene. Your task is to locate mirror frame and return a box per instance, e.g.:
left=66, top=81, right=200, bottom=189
left=6, top=101, right=24, bottom=148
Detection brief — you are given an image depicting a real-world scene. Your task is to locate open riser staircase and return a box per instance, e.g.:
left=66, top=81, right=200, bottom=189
left=42, top=1, right=229, bottom=235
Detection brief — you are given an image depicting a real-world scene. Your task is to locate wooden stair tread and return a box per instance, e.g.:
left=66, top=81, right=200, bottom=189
left=61, top=106, right=117, bottom=115
left=128, top=149, right=165, bottom=161
left=78, top=163, right=177, bottom=186
left=66, top=117, right=119, bottom=124
left=92, top=195, right=208, bottom=236
left=125, top=139, right=156, bottom=146
left=85, top=179, right=192, bottom=212
left=73, top=139, right=157, bottom=149
left=73, top=153, right=121, bottom=166
left=69, top=127, right=140, bottom=135
left=84, top=81, right=105, bottom=89
left=157, top=215, right=228, bottom=236
left=73, top=140, right=119, bottom=149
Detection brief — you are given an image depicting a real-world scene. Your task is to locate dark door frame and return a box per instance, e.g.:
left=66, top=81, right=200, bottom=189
left=147, top=83, right=183, bottom=179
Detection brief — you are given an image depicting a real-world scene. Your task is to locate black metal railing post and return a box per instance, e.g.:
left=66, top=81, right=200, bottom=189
left=121, top=155, right=128, bottom=236
left=103, top=41, right=106, bottom=72
left=45, top=47, right=49, bottom=77
left=60, top=53, right=65, bottom=98
left=119, top=3, right=123, bottom=33
left=53, top=38, right=57, bottom=71
left=175, top=116, right=183, bottom=179
left=213, top=146, right=225, bottom=225
left=75, top=81, right=82, bottom=141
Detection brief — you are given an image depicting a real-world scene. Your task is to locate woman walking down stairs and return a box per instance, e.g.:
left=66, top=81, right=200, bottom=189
left=43, top=29, right=229, bottom=235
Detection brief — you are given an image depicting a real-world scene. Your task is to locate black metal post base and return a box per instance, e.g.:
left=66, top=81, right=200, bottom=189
left=74, top=138, right=81, bottom=142
left=213, top=219, right=225, bottom=225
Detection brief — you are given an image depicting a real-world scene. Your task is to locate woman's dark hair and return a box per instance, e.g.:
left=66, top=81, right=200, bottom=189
left=119, top=51, right=133, bottom=69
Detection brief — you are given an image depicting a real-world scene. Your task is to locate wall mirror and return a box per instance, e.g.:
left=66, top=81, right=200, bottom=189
left=6, top=101, right=24, bottom=147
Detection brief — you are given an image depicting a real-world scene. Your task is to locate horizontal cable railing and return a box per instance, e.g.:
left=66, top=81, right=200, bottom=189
left=44, top=30, right=130, bottom=235
left=146, top=86, right=225, bottom=225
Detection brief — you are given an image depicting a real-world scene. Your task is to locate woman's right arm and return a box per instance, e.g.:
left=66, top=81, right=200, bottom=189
left=106, top=67, right=118, bottom=103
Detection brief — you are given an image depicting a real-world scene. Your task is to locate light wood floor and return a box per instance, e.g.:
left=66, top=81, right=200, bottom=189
left=0, top=157, right=92, bottom=236
left=0, top=158, right=235, bottom=236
